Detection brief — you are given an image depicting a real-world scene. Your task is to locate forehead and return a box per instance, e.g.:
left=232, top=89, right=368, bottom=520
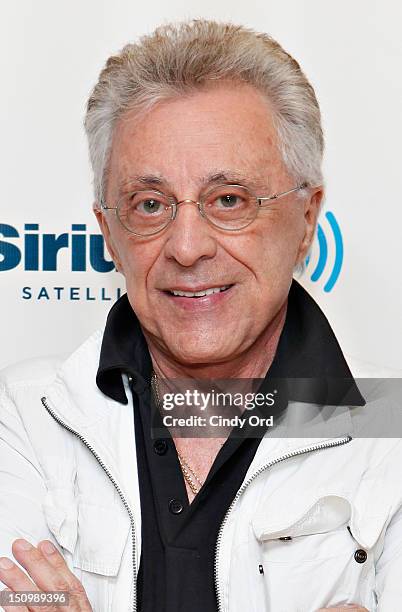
left=107, top=82, right=286, bottom=194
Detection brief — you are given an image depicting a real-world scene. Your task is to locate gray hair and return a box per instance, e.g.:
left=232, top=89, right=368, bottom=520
left=84, top=19, right=324, bottom=203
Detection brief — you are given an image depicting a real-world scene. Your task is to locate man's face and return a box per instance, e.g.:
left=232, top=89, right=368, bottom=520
left=96, top=82, right=321, bottom=365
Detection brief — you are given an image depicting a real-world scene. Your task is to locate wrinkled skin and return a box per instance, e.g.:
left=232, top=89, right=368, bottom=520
left=95, top=82, right=323, bottom=380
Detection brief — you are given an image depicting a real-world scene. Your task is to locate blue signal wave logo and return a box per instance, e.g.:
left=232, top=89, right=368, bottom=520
left=305, top=211, right=343, bottom=293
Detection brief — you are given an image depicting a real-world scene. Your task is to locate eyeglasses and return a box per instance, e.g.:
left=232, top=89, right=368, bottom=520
left=99, top=181, right=308, bottom=236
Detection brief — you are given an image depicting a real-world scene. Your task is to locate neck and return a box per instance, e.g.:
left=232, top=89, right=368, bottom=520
left=144, top=300, right=288, bottom=381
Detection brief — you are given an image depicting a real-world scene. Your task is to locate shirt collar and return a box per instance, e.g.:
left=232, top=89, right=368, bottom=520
left=96, top=296, right=152, bottom=404
left=96, top=279, right=365, bottom=407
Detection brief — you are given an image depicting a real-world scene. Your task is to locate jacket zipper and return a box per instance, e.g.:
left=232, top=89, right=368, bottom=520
left=213, top=435, right=352, bottom=612
left=41, top=395, right=352, bottom=612
left=41, top=396, right=137, bottom=612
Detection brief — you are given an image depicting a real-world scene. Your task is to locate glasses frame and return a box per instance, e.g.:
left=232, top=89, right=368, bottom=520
left=99, top=181, right=309, bottom=236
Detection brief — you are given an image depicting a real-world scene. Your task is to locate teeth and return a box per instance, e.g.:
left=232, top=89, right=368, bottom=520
left=171, top=285, right=230, bottom=297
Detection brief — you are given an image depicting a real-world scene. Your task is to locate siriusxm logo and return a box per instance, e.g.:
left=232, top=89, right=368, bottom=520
left=305, top=211, right=343, bottom=292
left=0, top=223, right=114, bottom=272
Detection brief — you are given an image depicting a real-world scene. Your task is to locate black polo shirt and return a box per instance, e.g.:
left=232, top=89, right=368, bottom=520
left=96, top=280, right=364, bottom=612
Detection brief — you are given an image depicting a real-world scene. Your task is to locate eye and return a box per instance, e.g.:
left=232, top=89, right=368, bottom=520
left=216, top=194, right=242, bottom=208
left=205, top=188, right=249, bottom=213
left=136, top=198, right=164, bottom=215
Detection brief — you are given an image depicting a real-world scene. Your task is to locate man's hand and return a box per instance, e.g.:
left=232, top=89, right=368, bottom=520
left=0, top=538, right=92, bottom=611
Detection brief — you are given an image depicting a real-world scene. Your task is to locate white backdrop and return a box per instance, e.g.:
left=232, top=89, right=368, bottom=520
left=0, top=0, right=401, bottom=371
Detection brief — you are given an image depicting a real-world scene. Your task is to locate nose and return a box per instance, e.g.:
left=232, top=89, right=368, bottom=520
left=163, top=199, right=217, bottom=267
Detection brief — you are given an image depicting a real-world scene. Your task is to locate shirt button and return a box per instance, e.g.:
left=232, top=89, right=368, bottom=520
left=169, top=499, right=184, bottom=515
left=354, top=549, right=367, bottom=563
left=153, top=439, right=168, bottom=455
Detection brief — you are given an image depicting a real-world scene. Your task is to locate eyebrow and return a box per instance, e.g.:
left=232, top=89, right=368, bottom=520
left=120, top=174, right=165, bottom=189
left=201, top=170, right=269, bottom=189
left=118, top=170, right=269, bottom=193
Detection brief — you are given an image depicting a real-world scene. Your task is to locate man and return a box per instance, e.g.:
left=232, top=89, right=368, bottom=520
left=0, top=19, right=400, bottom=612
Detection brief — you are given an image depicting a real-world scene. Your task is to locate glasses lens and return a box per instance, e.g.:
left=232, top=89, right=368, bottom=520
left=117, top=191, right=173, bottom=235
left=201, top=185, right=257, bottom=230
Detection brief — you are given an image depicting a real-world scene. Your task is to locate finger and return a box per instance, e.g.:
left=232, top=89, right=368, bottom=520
left=0, top=554, right=39, bottom=595
left=10, top=539, right=69, bottom=595
left=0, top=587, right=29, bottom=612
left=0, top=552, right=52, bottom=612
left=37, top=540, right=90, bottom=603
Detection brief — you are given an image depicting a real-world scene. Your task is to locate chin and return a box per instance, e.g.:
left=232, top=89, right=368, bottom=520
left=166, top=337, right=231, bottom=367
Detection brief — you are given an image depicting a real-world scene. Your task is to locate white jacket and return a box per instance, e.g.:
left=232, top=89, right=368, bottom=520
left=1, top=330, right=402, bottom=612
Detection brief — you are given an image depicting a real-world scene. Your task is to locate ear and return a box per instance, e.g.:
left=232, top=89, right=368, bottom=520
left=296, top=187, right=324, bottom=265
left=93, top=202, right=123, bottom=273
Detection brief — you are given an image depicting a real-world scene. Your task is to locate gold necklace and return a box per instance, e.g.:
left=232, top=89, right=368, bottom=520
left=176, top=450, right=204, bottom=495
left=151, top=371, right=204, bottom=495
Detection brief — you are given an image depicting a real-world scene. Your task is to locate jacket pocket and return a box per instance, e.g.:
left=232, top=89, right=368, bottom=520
left=42, top=485, right=78, bottom=555
left=44, top=491, right=131, bottom=612
left=71, top=499, right=131, bottom=612
left=252, top=495, right=387, bottom=611
left=43, top=487, right=131, bottom=577
left=72, top=499, right=131, bottom=577
left=253, top=494, right=353, bottom=561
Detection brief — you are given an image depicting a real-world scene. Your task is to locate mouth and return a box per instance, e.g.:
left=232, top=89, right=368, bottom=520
left=166, top=284, right=233, bottom=298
